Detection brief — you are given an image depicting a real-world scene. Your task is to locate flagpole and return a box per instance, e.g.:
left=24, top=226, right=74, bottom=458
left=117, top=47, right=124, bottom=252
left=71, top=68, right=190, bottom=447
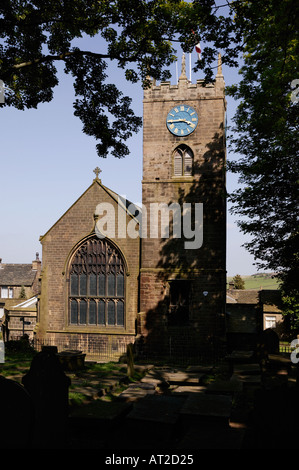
left=189, top=53, right=192, bottom=82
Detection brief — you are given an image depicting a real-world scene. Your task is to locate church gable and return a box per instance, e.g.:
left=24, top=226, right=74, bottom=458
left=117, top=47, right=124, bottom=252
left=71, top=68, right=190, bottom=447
left=38, top=170, right=140, bottom=346
left=40, top=171, right=138, bottom=248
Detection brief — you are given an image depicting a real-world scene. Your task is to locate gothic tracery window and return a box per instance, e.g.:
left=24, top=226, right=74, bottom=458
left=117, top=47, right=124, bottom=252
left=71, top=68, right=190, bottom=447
left=69, top=237, right=125, bottom=327
left=173, top=145, right=193, bottom=177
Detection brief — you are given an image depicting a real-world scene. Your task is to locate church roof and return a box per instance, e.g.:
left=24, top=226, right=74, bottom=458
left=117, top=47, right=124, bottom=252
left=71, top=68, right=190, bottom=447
left=104, top=186, right=141, bottom=219
left=40, top=170, right=140, bottom=241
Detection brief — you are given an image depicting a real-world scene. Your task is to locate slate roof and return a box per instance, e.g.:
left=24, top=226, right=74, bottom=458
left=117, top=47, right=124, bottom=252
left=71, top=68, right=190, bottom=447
left=226, top=289, right=282, bottom=312
left=0, top=264, right=37, bottom=286
left=226, top=289, right=260, bottom=304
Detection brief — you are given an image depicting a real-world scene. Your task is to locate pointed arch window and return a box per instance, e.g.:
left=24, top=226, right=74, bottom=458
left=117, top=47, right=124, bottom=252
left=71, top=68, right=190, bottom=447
left=68, top=237, right=125, bottom=327
left=173, top=145, right=193, bottom=177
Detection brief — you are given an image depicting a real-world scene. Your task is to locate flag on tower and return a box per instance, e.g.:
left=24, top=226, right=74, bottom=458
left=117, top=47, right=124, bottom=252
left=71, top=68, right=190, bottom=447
left=195, top=42, right=201, bottom=60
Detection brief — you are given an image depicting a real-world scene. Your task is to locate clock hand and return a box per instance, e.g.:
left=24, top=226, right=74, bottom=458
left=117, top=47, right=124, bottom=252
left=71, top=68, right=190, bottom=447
left=168, top=119, right=188, bottom=123
left=168, top=119, right=194, bottom=127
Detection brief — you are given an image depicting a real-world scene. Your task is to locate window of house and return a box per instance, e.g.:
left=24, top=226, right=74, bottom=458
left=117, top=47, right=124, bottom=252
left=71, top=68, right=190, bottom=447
left=1, top=286, right=8, bottom=298
left=1, top=286, right=13, bottom=298
left=173, top=145, right=193, bottom=177
left=69, top=237, right=125, bottom=327
left=168, top=280, right=191, bottom=326
left=265, top=315, right=276, bottom=329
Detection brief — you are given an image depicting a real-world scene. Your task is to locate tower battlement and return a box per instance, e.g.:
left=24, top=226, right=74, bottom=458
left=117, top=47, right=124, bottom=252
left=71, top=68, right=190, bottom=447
left=144, top=53, right=225, bottom=102
left=144, top=78, right=224, bottom=101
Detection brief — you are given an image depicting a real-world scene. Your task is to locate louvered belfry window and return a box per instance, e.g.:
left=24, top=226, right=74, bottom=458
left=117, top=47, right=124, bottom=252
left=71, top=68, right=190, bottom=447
left=173, top=145, right=193, bottom=177
left=69, top=237, right=125, bottom=327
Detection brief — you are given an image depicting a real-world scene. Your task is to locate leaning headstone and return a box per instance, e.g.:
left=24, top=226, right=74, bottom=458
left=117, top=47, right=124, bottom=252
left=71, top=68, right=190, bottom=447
left=22, top=349, right=71, bottom=448
left=127, top=343, right=135, bottom=378
left=0, top=376, right=34, bottom=448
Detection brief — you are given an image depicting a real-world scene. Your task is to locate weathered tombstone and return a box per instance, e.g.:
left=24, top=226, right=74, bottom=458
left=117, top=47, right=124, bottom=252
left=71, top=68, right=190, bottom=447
left=57, top=349, right=86, bottom=371
left=22, top=349, right=71, bottom=448
left=41, top=345, right=58, bottom=355
left=0, top=376, right=34, bottom=448
left=127, top=343, right=135, bottom=378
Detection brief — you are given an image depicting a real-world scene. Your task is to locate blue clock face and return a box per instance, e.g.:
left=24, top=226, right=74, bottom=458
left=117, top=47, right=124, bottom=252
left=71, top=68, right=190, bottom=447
left=166, top=105, right=198, bottom=136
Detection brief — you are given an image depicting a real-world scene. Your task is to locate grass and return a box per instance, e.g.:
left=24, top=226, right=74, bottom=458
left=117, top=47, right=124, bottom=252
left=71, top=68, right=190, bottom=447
left=227, top=273, right=280, bottom=290
left=0, top=351, right=131, bottom=408
left=0, top=350, right=36, bottom=378
left=68, top=391, right=88, bottom=406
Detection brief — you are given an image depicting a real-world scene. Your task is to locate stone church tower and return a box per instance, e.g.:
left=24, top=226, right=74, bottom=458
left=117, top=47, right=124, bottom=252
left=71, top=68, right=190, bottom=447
left=138, top=54, right=227, bottom=357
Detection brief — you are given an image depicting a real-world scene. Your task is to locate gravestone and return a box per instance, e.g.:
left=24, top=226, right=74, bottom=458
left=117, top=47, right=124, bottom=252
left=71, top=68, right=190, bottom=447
left=257, top=328, right=279, bottom=358
left=22, top=349, right=71, bottom=448
left=57, top=349, right=86, bottom=371
left=42, top=345, right=58, bottom=355
left=126, top=343, right=135, bottom=378
left=0, top=376, right=34, bottom=448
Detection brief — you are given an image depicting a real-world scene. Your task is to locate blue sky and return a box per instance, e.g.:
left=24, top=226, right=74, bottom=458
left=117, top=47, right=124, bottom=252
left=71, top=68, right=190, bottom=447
left=0, top=47, right=260, bottom=276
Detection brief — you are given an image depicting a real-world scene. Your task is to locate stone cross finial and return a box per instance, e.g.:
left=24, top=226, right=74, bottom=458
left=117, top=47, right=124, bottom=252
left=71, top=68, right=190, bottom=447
left=93, top=167, right=102, bottom=180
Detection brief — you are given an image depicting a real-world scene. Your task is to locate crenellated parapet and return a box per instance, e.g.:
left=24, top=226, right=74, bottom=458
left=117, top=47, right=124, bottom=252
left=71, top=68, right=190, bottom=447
left=144, top=53, right=225, bottom=102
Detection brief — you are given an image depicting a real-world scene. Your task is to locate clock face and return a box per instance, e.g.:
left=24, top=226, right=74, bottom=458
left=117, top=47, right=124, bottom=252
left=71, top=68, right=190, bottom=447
left=166, top=105, right=198, bottom=136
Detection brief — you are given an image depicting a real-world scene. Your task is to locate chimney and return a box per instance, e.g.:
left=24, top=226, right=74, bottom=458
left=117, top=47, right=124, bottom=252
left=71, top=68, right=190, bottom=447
left=32, top=252, right=41, bottom=271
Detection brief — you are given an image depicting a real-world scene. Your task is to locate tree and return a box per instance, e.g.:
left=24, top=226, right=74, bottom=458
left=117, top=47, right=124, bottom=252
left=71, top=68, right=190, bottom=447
left=232, top=274, right=245, bottom=290
left=19, top=286, right=26, bottom=299
left=0, top=0, right=240, bottom=159
left=225, top=0, right=299, bottom=322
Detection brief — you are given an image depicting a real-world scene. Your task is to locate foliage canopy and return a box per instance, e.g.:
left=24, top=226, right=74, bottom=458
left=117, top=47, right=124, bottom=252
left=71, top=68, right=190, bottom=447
left=0, top=0, right=240, bottom=158
left=226, top=0, right=299, bottom=319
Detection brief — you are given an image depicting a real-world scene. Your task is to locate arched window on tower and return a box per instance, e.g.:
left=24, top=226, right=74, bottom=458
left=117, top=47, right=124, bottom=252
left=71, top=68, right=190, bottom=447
left=68, top=237, right=125, bottom=327
left=173, top=145, right=193, bottom=177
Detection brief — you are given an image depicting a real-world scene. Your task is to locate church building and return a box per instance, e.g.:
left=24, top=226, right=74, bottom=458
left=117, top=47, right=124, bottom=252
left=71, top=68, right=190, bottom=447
left=37, top=55, right=227, bottom=361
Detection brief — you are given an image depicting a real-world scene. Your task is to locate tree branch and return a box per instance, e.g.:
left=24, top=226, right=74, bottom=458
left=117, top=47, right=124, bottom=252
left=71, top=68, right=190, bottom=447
left=12, top=50, right=112, bottom=70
